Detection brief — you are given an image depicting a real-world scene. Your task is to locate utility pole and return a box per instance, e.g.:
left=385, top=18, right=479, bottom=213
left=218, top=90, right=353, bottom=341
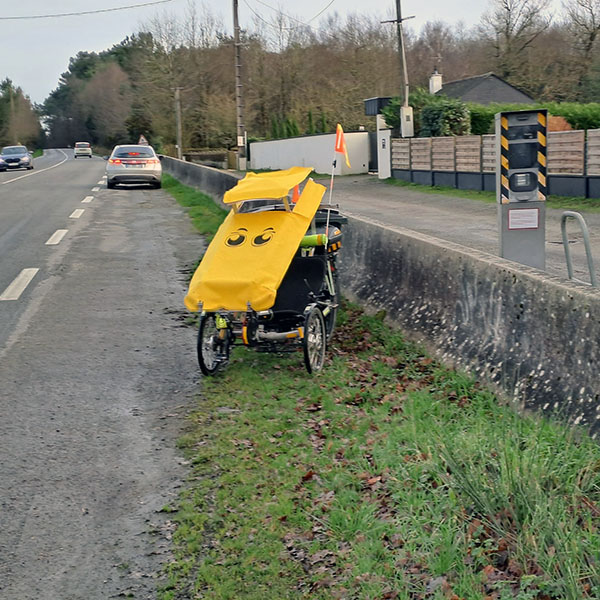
left=173, top=86, right=183, bottom=160
left=233, top=0, right=246, bottom=169
left=395, top=0, right=410, bottom=109
left=9, top=86, right=15, bottom=144
left=383, top=1, right=414, bottom=137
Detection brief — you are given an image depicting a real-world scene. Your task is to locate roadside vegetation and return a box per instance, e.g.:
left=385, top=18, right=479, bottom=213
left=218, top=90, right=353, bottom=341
left=162, top=174, right=600, bottom=599
left=30, top=0, right=600, bottom=155
left=158, top=303, right=600, bottom=600
left=162, top=174, right=227, bottom=241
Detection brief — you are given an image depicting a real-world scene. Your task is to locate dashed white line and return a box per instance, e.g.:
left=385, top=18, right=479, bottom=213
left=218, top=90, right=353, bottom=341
left=69, top=209, right=84, bottom=219
left=97, top=179, right=105, bottom=184
left=82, top=196, right=93, bottom=203
left=45, top=229, right=68, bottom=245
left=92, top=187, right=100, bottom=192
left=0, top=268, right=39, bottom=301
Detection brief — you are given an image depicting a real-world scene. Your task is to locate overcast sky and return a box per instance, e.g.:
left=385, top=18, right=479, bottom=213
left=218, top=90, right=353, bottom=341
left=0, top=0, right=508, bottom=104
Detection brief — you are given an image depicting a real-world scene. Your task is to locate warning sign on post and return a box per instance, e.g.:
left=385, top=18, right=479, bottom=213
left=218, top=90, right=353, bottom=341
left=138, top=135, right=149, bottom=145
left=508, top=208, right=539, bottom=230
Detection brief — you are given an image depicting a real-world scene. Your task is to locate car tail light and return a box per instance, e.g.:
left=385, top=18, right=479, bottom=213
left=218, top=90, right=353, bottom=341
left=108, top=158, right=122, bottom=164
left=146, top=158, right=160, bottom=164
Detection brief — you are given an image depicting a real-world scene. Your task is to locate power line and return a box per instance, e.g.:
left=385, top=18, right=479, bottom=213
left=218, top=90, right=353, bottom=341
left=242, top=0, right=336, bottom=31
left=0, top=0, right=175, bottom=21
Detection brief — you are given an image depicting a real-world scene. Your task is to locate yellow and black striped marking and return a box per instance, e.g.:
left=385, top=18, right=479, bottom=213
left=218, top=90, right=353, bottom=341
left=500, top=115, right=510, bottom=204
left=537, top=111, right=547, bottom=201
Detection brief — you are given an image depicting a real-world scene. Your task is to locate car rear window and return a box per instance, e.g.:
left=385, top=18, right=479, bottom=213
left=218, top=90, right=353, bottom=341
left=75, top=142, right=90, bottom=148
left=113, top=147, right=155, bottom=158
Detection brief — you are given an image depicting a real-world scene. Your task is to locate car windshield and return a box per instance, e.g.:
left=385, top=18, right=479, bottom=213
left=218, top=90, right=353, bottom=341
left=75, top=143, right=90, bottom=148
left=2, top=146, right=27, bottom=155
left=112, top=147, right=154, bottom=159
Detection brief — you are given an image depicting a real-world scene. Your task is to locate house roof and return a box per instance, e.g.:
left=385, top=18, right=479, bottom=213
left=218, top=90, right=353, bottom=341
left=434, top=72, right=535, bottom=105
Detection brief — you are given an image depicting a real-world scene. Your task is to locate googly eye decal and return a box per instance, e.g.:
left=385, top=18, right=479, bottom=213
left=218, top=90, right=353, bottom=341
left=225, top=228, right=248, bottom=247
left=252, top=227, right=275, bottom=246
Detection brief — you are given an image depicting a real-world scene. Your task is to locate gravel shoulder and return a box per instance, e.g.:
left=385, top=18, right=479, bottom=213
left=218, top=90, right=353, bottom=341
left=0, top=186, right=203, bottom=599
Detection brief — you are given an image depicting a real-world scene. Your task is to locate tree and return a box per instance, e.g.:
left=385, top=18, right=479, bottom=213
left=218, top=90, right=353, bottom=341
left=563, top=0, right=600, bottom=100
left=480, top=0, right=552, bottom=82
left=0, top=80, right=42, bottom=147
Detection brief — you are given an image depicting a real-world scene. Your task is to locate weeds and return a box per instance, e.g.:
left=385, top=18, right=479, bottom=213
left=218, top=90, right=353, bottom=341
left=159, top=302, right=600, bottom=599
left=162, top=174, right=227, bottom=240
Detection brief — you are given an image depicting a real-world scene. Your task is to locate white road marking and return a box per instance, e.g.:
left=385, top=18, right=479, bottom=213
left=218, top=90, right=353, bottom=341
left=0, top=268, right=39, bottom=301
left=97, top=179, right=105, bottom=184
left=0, top=150, right=68, bottom=185
left=82, top=196, right=93, bottom=203
left=92, top=187, right=100, bottom=192
left=45, top=229, right=68, bottom=245
left=69, top=209, right=84, bottom=219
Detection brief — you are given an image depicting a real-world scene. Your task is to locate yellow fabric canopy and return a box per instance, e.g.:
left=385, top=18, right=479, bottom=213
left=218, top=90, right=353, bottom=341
left=185, top=171, right=326, bottom=312
left=223, top=166, right=314, bottom=204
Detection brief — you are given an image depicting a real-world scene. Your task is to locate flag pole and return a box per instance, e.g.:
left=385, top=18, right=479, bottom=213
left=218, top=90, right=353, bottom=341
left=326, top=154, right=336, bottom=235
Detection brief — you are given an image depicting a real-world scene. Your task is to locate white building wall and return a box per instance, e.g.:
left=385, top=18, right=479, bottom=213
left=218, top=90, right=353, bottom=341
left=249, top=132, right=370, bottom=175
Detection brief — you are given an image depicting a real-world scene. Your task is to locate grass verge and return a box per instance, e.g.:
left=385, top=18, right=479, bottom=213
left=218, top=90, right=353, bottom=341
left=159, top=302, right=600, bottom=600
left=383, top=177, right=600, bottom=212
left=163, top=173, right=227, bottom=240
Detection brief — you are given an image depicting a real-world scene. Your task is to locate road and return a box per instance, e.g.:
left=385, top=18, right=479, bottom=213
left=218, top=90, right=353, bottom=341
left=0, top=150, right=202, bottom=599
left=329, top=175, right=600, bottom=283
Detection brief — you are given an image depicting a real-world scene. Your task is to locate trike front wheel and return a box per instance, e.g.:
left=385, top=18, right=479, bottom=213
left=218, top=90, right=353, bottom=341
left=197, top=313, right=229, bottom=375
left=303, top=306, right=326, bottom=374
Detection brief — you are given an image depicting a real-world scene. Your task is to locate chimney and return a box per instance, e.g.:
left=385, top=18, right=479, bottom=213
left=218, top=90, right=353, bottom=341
left=429, top=68, right=443, bottom=95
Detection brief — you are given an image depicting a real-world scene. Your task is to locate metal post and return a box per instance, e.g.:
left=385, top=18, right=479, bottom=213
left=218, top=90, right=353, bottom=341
left=233, top=0, right=246, bottom=168
left=395, top=0, right=409, bottom=109
left=174, top=87, right=183, bottom=160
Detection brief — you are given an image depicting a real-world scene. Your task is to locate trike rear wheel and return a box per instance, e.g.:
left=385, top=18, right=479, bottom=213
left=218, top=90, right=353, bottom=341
left=303, top=306, right=326, bottom=374
left=197, top=313, right=229, bottom=375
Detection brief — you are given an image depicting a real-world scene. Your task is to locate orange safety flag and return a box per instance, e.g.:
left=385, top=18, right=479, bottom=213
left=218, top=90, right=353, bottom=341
left=334, top=123, right=351, bottom=168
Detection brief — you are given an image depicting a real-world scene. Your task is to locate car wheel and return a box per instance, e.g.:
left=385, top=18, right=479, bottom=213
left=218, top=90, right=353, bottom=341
left=107, top=180, right=116, bottom=189
left=154, top=181, right=162, bottom=189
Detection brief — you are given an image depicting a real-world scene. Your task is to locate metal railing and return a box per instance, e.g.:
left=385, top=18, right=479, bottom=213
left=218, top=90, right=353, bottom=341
left=561, top=211, right=598, bottom=287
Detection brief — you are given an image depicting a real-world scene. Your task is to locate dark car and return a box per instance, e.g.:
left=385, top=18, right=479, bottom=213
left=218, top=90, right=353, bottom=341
left=0, top=145, right=34, bottom=170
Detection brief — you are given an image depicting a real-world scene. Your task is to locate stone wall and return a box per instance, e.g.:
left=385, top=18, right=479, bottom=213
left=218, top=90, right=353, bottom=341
left=338, top=216, right=600, bottom=436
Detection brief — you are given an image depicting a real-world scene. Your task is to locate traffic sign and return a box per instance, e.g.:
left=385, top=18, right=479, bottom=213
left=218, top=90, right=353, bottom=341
left=138, top=135, right=149, bottom=145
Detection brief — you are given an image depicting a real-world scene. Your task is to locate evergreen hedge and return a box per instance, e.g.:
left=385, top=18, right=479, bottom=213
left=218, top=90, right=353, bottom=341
left=382, top=88, right=600, bottom=136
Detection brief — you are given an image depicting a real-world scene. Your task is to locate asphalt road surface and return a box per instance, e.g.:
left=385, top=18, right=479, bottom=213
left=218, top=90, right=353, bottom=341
left=0, top=150, right=202, bottom=599
left=330, top=175, right=600, bottom=283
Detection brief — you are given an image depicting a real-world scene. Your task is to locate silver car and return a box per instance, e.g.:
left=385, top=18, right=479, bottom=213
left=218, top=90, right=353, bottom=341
left=0, top=145, right=34, bottom=170
left=106, top=144, right=162, bottom=189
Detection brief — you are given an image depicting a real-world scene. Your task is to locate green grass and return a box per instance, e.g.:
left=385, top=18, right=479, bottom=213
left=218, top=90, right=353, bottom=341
left=162, top=173, right=227, bottom=240
left=159, top=302, right=600, bottom=600
left=32, top=149, right=43, bottom=158
left=383, top=177, right=600, bottom=212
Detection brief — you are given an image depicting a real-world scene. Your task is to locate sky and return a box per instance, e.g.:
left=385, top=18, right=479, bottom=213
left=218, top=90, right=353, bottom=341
left=0, top=0, right=501, bottom=104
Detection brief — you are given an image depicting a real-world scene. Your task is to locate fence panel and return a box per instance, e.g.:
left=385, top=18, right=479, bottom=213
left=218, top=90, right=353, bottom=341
left=482, top=134, right=496, bottom=172
left=411, top=138, right=432, bottom=170
left=455, top=136, right=481, bottom=172
left=432, top=137, right=455, bottom=171
left=547, top=130, right=585, bottom=175
left=391, top=138, right=410, bottom=170
left=587, top=130, right=600, bottom=175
